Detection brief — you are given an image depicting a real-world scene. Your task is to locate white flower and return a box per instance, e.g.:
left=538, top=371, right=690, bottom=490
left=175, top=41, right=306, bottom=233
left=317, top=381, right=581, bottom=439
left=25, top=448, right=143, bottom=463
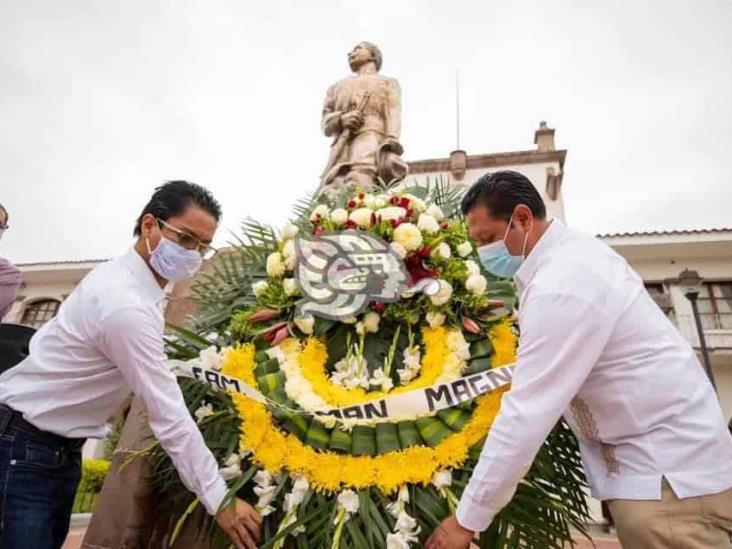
left=426, top=204, right=445, bottom=221
left=403, top=194, right=426, bottom=212
left=431, top=469, right=453, bottom=490
left=378, top=206, right=407, bottom=221
left=429, top=280, right=453, bottom=306
left=282, top=223, right=299, bottom=239
left=254, top=469, right=273, bottom=487
left=363, top=311, right=380, bottom=333
left=417, top=213, right=440, bottom=234
left=426, top=311, right=446, bottom=328
left=336, top=490, right=360, bottom=516
left=331, top=208, right=349, bottom=226
left=374, top=195, right=388, bottom=209
left=363, top=194, right=378, bottom=208
left=369, top=368, right=394, bottom=392
left=386, top=532, right=412, bottom=549
left=390, top=242, right=407, bottom=259
left=397, top=485, right=410, bottom=503
left=393, top=223, right=423, bottom=252
left=283, top=278, right=299, bottom=296
left=282, top=239, right=296, bottom=270
left=266, top=252, right=286, bottom=278
left=457, top=241, right=473, bottom=257
left=395, top=511, right=419, bottom=534
left=466, top=273, right=488, bottom=295
left=199, top=346, right=223, bottom=371
left=431, top=242, right=451, bottom=260
left=219, top=453, right=242, bottom=481
left=341, top=315, right=357, bottom=324
left=397, top=346, right=421, bottom=382
left=464, top=259, right=481, bottom=277
left=294, top=315, right=314, bottom=335
left=349, top=207, right=374, bottom=228
left=284, top=476, right=309, bottom=512
left=309, top=204, right=330, bottom=222
left=194, top=402, right=214, bottom=422
left=355, top=321, right=366, bottom=337
left=252, top=280, right=269, bottom=297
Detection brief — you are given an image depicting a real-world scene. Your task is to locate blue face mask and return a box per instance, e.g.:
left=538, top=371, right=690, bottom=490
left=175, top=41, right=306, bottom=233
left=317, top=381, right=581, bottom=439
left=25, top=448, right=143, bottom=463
left=146, top=235, right=203, bottom=282
left=477, top=214, right=528, bottom=279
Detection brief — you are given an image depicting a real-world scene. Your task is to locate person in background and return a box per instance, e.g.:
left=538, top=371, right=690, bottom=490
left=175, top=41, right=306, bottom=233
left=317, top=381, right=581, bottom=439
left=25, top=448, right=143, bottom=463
left=0, top=182, right=261, bottom=549
left=426, top=171, right=732, bottom=549
left=0, top=203, right=22, bottom=322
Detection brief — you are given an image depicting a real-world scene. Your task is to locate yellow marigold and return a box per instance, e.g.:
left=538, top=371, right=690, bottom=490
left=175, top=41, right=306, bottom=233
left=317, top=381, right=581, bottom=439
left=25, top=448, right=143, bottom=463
left=490, top=319, right=518, bottom=367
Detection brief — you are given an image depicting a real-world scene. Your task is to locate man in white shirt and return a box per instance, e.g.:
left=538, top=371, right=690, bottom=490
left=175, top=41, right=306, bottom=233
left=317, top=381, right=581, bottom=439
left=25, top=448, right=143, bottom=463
left=426, top=171, right=732, bottom=549
left=0, top=181, right=261, bottom=549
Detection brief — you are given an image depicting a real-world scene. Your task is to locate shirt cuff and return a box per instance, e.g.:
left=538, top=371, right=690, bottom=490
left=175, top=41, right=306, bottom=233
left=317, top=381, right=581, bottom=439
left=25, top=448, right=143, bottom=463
left=456, top=494, right=498, bottom=533
left=200, top=475, right=229, bottom=516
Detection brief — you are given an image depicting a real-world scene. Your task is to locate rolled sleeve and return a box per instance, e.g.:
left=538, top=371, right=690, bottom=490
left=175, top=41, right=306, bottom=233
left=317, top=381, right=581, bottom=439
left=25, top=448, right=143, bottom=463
left=456, top=292, right=617, bottom=531
left=102, top=307, right=228, bottom=515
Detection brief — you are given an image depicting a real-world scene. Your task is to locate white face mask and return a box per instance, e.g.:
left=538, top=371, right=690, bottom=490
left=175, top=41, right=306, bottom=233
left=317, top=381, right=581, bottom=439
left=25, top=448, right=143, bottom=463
left=146, top=235, right=203, bottom=281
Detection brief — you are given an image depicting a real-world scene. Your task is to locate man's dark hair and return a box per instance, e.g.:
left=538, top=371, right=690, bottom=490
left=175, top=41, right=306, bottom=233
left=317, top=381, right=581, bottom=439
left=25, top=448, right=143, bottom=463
left=133, top=180, right=222, bottom=236
left=461, top=170, right=546, bottom=220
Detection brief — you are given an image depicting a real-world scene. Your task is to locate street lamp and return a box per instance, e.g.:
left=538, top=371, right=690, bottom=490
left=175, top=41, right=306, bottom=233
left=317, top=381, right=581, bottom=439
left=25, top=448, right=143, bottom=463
left=678, top=269, right=716, bottom=389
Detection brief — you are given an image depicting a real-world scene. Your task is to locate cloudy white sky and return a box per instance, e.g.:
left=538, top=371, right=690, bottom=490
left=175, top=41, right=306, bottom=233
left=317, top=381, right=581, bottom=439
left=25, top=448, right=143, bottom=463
left=1, top=0, right=731, bottom=263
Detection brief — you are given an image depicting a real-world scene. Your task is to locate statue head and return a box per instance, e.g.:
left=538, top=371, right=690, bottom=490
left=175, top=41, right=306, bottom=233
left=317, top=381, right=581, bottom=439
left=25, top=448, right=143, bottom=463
left=348, top=41, right=382, bottom=72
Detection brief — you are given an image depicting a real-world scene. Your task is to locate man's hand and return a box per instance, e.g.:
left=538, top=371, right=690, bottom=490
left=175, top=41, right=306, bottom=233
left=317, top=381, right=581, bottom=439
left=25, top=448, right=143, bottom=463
left=216, top=498, right=262, bottom=549
left=340, top=110, right=364, bottom=130
left=425, top=515, right=475, bottom=549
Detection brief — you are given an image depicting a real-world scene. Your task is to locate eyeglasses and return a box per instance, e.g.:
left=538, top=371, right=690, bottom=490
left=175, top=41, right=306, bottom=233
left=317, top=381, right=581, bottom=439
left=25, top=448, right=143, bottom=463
left=156, top=218, right=216, bottom=259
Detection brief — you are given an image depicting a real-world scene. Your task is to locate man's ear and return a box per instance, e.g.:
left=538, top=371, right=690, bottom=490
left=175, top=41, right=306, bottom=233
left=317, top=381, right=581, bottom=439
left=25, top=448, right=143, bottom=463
left=139, top=213, right=157, bottom=238
left=513, top=204, right=534, bottom=231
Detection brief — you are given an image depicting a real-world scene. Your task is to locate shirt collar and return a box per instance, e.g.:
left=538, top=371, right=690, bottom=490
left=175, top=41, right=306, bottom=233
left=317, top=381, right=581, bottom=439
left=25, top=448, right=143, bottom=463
left=514, top=218, right=566, bottom=292
left=121, top=247, right=166, bottom=305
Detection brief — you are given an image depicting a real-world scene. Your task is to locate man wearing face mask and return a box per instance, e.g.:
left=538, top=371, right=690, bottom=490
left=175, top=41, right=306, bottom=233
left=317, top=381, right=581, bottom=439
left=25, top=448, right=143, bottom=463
left=0, top=181, right=262, bottom=549
left=426, top=171, right=732, bottom=549
left=0, top=203, right=22, bottom=322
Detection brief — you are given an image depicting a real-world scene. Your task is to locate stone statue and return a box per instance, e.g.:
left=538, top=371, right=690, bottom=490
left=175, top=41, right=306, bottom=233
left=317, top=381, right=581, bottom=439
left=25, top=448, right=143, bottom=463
left=319, top=41, right=408, bottom=193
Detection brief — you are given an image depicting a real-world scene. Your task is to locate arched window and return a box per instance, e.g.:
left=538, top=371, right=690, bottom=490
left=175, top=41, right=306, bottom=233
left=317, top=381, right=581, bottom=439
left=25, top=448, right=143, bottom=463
left=21, top=299, right=61, bottom=328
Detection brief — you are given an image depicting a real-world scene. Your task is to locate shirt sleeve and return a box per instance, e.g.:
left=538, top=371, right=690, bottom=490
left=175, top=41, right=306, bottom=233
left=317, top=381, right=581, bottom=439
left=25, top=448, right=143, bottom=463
left=455, top=291, right=618, bottom=532
left=102, top=306, right=228, bottom=515
left=0, top=258, right=22, bottom=320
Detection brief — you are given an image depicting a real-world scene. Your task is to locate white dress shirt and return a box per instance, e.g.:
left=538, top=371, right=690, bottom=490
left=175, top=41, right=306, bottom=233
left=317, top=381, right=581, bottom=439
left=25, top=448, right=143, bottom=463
left=0, top=248, right=227, bottom=515
left=456, top=219, right=732, bottom=532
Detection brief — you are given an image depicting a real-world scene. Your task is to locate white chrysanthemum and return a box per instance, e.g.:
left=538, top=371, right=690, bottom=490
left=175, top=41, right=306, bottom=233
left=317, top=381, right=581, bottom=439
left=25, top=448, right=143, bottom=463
left=466, top=273, right=488, bottom=295
left=252, top=280, right=269, bottom=297
left=349, top=207, right=374, bottom=228
left=431, top=242, right=451, bottom=260
left=378, top=206, right=407, bottom=221
left=426, top=311, right=446, bottom=328
left=456, top=241, right=473, bottom=257
left=283, top=278, right=299, bottom=296
left=429, top=280, right=453, bottom=306
left=390, top=241, right=407, bottom=259
left=266, top=252, right=286, bottom=278
left=282, top=223, right=299, bottom=239
left=431, top=469, right=453, bottom=489
left=403, top=194, right=426, bottom=212
left=465, top=259, right=481, bottom=277
left=336, top=490, right=360, bottom=515
left=393, top=223, right=423, bottom=252
left=199, top=346, right=223, bottom=371
left=426, top=204, right=444, bottom=221
left=309, top=204, right=330, bottom=222
left=194, top=402, right=215, bottom=421
left=281, top=240, right=296, bottom=270
left=374, top=195, right=388, bottom=209
left=294, top=315, right=314, bottom=334
left=363, top=194, right=378, bottom=208
left=363, top=311, right=380, bottom=333
left=331, top=208, right=348, bottom=226
left=417, top=213, right=440, bottom=234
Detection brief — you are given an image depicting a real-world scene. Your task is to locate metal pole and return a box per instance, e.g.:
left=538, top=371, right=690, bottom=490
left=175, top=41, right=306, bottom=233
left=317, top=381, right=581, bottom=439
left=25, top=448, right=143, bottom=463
left=690, top=297, right=717, bottom=389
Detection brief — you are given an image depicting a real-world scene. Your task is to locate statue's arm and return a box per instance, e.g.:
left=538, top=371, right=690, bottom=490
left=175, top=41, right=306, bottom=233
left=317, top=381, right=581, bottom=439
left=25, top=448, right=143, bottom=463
left=385, top=77, right=402, bottom=140
left=321, top=84, right=342, bottom=137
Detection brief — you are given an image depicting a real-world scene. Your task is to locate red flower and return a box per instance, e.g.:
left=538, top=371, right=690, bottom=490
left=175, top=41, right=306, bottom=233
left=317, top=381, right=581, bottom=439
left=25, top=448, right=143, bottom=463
left=389, top=196, right=399, bottom=205
left=404, top=255, right=438, bottom=284
left=371, top=212, right=377, bottom=226
left=399, top=197, right=410, bottom=209
left=390, top=219, right=402, bottom=229
left=358, top=193, right=365, bottom=200
left=347, top=200, right=357, bottom=209
left=263, top=322, right=289, bottom=345
left=345, top=220, right=357, bottom=230
left=462, top=317, right=481, bottom=334
left=405, top=208, right=414, bottom=219
left=418, top=245, right=431, bottom=258
left=372, top=302, right=385, bottom=313
left=442, top=223, right=449, bottom=230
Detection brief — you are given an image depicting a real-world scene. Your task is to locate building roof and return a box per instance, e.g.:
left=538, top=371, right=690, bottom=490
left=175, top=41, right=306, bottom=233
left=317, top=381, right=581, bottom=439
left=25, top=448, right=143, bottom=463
left=598, top=227, right=732, bottom=239
left=16, top=258, right=108, bottom=267
left=407, top=148, right=567, bottom=175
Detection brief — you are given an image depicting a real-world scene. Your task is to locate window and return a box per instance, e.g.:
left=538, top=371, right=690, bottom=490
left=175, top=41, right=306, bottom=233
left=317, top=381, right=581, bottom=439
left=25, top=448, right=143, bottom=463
left=697, top=282, right=732, bottom=330
left=644, top=282, right=673, bottom=315
left=21, top=299, right=60, bottom=328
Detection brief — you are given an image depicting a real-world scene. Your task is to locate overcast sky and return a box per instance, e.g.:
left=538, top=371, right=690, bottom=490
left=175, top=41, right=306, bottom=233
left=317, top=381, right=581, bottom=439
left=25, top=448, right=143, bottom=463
left=1, top=0, right=731, bottom=263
